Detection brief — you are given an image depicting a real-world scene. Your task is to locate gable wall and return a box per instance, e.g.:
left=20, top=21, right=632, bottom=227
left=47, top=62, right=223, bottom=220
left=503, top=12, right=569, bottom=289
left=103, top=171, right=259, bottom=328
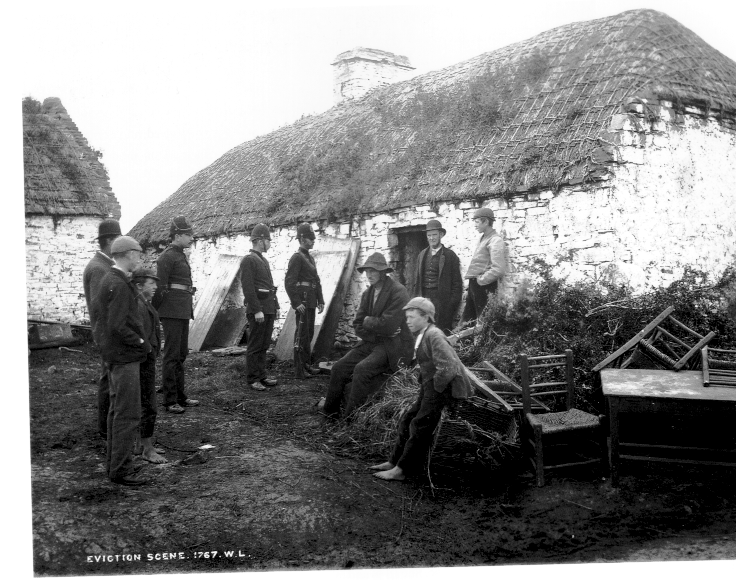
left=26, top=215, right=104, bottom=324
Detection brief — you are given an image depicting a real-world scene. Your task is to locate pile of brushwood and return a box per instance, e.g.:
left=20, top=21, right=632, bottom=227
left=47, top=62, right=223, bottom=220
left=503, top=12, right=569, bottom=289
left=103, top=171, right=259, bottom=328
left=467, top=262, right=736, bottom=415
left=328, top=262, right=736, bottom=474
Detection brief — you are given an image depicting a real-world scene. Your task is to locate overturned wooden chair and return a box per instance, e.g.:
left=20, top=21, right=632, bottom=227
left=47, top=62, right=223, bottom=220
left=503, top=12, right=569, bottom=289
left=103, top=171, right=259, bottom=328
left=521, top=350, right=607, bottom=487
left=469, top=361, right=550, bottom=412
left=592, top=306, right=715, bottom=373
left=702, top=346, right=736, bottom=387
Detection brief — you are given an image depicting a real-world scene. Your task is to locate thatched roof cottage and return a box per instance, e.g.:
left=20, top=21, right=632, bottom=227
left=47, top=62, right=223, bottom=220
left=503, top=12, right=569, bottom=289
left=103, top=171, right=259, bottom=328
left=130, top=9, right=736, bottom=347
left=24, top=97, right=121, bottom=324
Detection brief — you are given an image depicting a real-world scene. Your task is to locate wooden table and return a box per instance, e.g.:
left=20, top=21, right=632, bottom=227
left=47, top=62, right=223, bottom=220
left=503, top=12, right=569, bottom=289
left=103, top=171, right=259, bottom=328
left=601, top=368, right=736, bottom=486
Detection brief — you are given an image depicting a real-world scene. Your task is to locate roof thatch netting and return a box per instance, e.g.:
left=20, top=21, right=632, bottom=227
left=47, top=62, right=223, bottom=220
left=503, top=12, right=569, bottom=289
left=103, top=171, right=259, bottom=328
left=23, top=97, right=121, bottom=218
left=130, top=9, right=736, bottom=246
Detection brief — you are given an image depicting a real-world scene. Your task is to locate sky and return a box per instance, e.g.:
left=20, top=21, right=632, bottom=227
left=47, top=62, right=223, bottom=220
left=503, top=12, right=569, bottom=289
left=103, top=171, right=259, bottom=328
left=9, top=0, right=736, bottom=233
left=5, top=1, right=736, bottom=577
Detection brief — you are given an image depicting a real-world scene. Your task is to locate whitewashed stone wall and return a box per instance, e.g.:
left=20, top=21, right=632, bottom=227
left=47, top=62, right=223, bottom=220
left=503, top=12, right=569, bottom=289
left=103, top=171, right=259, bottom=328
left=150, top=109, right=736, bottom=351
left=26, top=215, right=103, bottom=324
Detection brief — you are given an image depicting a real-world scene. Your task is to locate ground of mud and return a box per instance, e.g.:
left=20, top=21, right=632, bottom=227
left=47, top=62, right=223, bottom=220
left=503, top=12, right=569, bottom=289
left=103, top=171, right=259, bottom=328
left=25, top=342, right=736, bottom=576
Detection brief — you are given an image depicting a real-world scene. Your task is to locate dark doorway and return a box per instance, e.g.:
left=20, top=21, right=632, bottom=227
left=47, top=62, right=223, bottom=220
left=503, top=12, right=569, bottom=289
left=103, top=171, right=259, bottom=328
left=389, top=225, right=428, bottom=292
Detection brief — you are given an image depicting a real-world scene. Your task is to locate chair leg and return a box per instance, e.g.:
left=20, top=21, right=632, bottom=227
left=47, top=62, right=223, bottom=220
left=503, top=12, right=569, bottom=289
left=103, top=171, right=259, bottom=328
left=599, top=416, right=609, bottom=476
left=534, top=426, right=544, bottom=487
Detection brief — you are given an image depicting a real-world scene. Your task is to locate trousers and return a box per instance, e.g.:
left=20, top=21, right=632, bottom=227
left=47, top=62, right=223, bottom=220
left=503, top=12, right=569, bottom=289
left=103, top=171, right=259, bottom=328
left=324, top=341, right=392, bottom=418
left=390, top=379, right=451, bottom=475
left=97, top=360, right=109, bottom=438
left=139, top=353, right=158, bottom=439
left=106, top=362, right=141, bottom=480
left=460, top=279, right=497, bottom=324
left=161, top=318, right=189, bottom=407
left=246, top=313, right=275, bottom=384
left=293, top=307, right=316, bottom=368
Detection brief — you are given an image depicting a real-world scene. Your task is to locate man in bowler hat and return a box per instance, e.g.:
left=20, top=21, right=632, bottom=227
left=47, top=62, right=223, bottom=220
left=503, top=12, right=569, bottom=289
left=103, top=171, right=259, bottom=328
left=413, top=219, right=463, bottom=334
left=153, top=216, right=200, bottom=414
left=83, top=218, right=122, bottom=440
left=323, top=252, right=413, bottom=419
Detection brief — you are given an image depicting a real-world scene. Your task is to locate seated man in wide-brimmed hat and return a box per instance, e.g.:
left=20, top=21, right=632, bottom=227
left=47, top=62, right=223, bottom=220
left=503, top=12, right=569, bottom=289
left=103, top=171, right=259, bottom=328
left=322, top=252, right=413, bottom=419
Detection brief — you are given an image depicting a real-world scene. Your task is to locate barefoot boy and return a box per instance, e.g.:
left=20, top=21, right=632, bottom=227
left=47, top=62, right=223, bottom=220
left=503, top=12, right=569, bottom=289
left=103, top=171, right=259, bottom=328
left=371, top=297, right=472, bottom=481
left=133, top=268, right=167, bottom=464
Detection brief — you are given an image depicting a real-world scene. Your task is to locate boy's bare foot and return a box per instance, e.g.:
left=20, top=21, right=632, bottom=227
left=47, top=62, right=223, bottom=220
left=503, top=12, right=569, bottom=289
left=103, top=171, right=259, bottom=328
left=368, top=462, right=394, bottom=471
left=142, top=449, right=168, bottom=464
left=373, top=466, right=405, bottom=481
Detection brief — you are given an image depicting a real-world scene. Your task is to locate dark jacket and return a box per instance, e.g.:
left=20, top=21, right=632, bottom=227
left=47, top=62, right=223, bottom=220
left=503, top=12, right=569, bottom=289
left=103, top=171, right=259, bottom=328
left=416, top=324, right=473, bottom=399
left=413, top=245, right=463, bottom=328
left=240, top=250, right=280, bottom=315
left=354, top=275, right=413, bottom=372
left=153, top=244, right=194, bottom=320
left=92, top=268, right=149, bottom=365
left=83, top=251, right=114, bottom=331
left=285, top=248, right=325, bottom=309
left=138, top=297, right=161, bottom=357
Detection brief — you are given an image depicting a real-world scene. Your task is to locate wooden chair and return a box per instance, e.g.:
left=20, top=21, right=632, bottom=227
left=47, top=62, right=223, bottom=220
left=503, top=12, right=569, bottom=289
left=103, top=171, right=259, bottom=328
left=520, top=350, right=607, bottom=486
left=702, top=346, right=736, bottom=387
left=592, top=306, right=715, bottom=373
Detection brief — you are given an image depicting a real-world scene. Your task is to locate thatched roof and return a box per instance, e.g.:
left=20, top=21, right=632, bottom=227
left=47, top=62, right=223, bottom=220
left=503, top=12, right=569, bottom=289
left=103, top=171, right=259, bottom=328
left=23, top=97, right=120, bottom=218
left=130, top=9, right=736, bottom=246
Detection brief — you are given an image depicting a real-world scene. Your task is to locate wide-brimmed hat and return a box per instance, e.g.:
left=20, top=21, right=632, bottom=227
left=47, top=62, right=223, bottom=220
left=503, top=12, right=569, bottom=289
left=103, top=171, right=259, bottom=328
left=357, top=252, right=393, bottom=273
left=425, top=219, right=446, bottom=235
left=131, top=267, right=159, bottom=282
left=403, top=296, right=436, bottom=322
left=96, top=219, right=122, bottom=239
left=170, top=216, right=193, bottom=236
left=110, top=236, right=142, bottom=254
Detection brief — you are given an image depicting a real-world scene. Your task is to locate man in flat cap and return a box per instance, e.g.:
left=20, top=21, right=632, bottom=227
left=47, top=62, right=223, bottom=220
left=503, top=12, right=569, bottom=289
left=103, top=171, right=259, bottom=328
left=460, top=207, right=507, bottom=325
left=132, top=268, right=167, bottom=465
left=323, top=252, right=413, bottom=419
left=83, top=218, right=122, bottom=440
left=413, top=219, right=463, bottom=334
left=153, top=216, right=199, bottom=414
left=240, top=224, right=280, bottom=390
left=371, top=297, right=472, bottom=481
left=285, top=223, right=325, bottom=379
left=91, top=236, right=149, bottom=486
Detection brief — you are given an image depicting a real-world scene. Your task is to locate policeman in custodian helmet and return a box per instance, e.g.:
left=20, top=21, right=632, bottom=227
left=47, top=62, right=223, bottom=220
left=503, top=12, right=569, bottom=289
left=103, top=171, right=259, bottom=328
left=285, top=223, right=325, bottom=379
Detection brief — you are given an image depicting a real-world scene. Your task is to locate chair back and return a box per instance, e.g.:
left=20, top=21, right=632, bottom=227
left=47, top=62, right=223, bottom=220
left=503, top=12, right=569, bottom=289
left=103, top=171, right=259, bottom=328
left=519, top=350, right=574, bottom=415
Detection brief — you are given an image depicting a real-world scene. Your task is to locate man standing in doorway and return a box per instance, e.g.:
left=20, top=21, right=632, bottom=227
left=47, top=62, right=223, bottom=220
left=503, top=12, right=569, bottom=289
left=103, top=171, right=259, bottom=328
left=413, top=219, right=463, bottom=334
left=285, top=223, right=325, bottom=379
left=91, top=236, right=149, bottom=486
left=83, top=218, right=122, bottom=440
left=154, top=216, right=200, bottom=414
left=460, top=208, right=506, bottom=325
left=240, top=223, right=280, bottom=391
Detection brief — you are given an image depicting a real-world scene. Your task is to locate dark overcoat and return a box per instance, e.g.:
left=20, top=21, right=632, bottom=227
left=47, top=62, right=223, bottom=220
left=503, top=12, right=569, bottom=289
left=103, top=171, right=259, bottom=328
left=413, top=245, right=463, bottom=329
left=354, top=275, right=413, bottom=371
left=92, top=268, right=149, bottom=365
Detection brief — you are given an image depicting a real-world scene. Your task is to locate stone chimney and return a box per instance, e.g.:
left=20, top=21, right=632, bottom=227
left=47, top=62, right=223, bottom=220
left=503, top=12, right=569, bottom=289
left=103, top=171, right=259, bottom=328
left=331, top=48, right=415, bottom=103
